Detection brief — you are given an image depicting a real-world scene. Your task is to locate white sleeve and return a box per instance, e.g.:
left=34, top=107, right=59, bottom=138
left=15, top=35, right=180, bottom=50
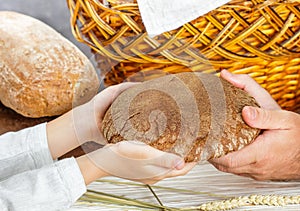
left=0, top=123, right=53, bottom=180
left=0, top=157, right=86, bottom=211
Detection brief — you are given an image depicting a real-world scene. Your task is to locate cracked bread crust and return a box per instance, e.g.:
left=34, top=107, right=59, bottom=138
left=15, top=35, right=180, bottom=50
left=102, top=72, right=260, bottom=162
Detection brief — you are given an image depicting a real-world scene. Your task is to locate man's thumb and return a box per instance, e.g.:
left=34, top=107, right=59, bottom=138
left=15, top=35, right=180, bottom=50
left=242, top=106, right=293, bottom=130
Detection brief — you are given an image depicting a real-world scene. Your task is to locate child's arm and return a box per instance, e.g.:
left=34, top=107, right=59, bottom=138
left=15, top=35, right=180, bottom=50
left=0, top=157, right=86, bottom=211
left=0, top=123, right=53, bottom=180
left=0, top=83, right=136, bottom=178
left=46, top=82, right=137, bottom=159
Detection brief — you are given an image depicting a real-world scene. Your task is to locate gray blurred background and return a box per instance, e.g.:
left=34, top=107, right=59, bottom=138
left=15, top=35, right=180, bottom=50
left=0, top=0, right=92, bottom=57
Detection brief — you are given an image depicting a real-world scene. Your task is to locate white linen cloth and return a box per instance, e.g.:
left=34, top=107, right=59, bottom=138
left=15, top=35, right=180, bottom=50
left=137, top=0, right=230, bottom=37
left=0, top=123, right=86, bottom=211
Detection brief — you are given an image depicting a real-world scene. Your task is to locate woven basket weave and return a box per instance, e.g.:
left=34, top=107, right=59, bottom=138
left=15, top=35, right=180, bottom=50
left=67, top=0, right=300, bottom=111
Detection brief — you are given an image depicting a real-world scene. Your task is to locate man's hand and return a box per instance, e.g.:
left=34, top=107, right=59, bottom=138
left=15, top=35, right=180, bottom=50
left=210, top=70, right=300, bottom=181
left=220, top=69, right=280, bottom=110
left=211, top=107, right=300, bottom=180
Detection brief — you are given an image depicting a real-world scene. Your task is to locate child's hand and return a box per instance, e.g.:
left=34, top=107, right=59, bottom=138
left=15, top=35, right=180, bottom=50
left=47, top=83, right=137, bottom=159
left=72, top=82, right=138, bottom=145
left=77, top=141, right=196, bottom=185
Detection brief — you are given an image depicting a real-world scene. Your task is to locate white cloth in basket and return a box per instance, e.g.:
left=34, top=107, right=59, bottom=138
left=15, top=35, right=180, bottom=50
left=137, top=0, right=230, bottom=37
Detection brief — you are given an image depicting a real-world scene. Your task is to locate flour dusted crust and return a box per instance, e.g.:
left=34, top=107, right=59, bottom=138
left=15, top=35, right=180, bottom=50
left=0, top=12, right=99, bottom=117
left=102, top=72, right=260, bottom=162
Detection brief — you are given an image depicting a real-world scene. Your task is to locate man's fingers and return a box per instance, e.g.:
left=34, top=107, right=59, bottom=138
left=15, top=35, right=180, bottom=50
left=212, top=158, right=261, bottom=174
left=243, top=106, right=296, bottom=130
left=210, top=135, right=267, bottom=168
left=220, top=69, right=264, bottom=93
left=220, top=69, right=247, bottom=89
left=220, top=70, right=280, bottom=110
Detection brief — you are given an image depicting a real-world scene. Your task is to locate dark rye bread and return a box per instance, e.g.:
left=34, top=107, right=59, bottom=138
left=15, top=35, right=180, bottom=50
left=102, top=72, right=260, bottom=162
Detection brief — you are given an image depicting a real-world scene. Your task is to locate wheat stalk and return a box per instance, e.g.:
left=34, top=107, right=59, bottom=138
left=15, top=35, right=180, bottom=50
left=180, top=195, right=300, bottom=211
left=95, top=179, right=229, bottom=199
left=78, top=188, right=300, bottom=210
left=75, top=178, right=300, bottom=210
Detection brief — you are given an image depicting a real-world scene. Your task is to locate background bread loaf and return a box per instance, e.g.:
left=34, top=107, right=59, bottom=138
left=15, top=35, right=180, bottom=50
left=102, top=72, right=260, bottom=162
left=0, top=11, right=99, bottom=117
left=0, top=102, right=53, bottom=135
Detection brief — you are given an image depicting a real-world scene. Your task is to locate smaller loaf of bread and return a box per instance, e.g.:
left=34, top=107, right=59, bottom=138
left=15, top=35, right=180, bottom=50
left=0, top=12, right=99, bottom=117
left=102, top=72, right=260, bottom=162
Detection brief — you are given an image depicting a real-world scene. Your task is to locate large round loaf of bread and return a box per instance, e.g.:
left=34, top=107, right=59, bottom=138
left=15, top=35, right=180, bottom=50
left=102, top=72, right=260, bottom=162
left=0, top=12, right=99, bottom=117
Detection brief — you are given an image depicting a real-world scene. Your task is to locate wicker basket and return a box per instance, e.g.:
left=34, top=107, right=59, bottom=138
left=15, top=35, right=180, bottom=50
left=67, top=0, right=300, bottom=111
